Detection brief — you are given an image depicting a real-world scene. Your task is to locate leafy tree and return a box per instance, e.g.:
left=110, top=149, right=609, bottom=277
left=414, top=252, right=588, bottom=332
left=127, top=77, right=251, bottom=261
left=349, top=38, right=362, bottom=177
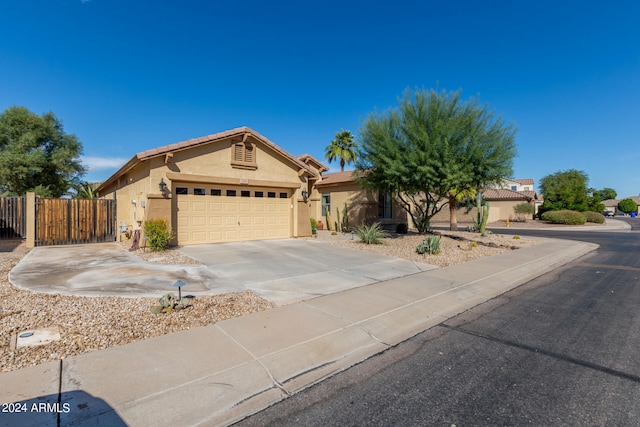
left=618, top=198, right=638, bottom=214
left=592, top=187, right=617, bottom=201
left=539, top=169, right=604, bottom=214
left=325, top=130, right=357, bottom=172
left=0, top=106, right=85, bottom=197
left=356, top=88, right=517, bottom=232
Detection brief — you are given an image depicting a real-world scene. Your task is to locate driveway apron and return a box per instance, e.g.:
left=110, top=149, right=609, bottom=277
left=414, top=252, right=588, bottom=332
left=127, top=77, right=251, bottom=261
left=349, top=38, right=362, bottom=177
left=10, top=239, right=436, bottom=305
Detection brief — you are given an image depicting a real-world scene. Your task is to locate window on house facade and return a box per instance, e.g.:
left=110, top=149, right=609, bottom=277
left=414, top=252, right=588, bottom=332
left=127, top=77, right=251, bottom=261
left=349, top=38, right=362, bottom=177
left=231, top=141, right=257, bottom=169
left=241, top=190, right=250, bottom=197
left=194, top=188, right=205, bottom=196
left=322, top=194, right=331, bottom=216
left=175, top=187, right=188, bottom=195
left=511, top=185, right=518, bottom=191
left=211, top=189, right=222, bottom=196
left=267, top=192, right=276, bottom=198
left=378, top=191, right=392, bottom=219
left=279, top=192, right=288, bottom=198
left=226, top=190, right=237, bottom=197
left=255, top=191, right=264, bottom=198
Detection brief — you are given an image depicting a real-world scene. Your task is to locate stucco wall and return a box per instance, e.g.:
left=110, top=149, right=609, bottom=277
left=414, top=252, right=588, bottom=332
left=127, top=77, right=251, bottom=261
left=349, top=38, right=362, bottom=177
left=319, top=185, right=408, bottom=232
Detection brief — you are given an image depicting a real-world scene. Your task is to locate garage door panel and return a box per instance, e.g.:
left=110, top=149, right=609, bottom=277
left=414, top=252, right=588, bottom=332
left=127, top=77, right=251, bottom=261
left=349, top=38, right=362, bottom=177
left=177, top=191, right=291, bottom=245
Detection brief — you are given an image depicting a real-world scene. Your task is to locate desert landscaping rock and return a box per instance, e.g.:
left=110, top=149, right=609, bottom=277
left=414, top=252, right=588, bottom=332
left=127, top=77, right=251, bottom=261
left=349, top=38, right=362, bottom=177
left=1, top=227, right=541, bottom=373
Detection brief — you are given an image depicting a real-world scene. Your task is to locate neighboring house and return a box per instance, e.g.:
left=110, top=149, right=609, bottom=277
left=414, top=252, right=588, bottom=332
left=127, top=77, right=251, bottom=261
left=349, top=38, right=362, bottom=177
left=499, top=178, right=534, bottom=192
left=482, top=188, right=538, bottom=221
left=96, top=127, right=322, bottom=245
left=603, top=197, right=640, bottom=215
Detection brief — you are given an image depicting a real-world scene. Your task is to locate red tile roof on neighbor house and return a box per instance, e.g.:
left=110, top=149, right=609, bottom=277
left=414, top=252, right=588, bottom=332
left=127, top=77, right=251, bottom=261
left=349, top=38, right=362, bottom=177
left=483, top=188, right=535, bottom=201
left=514, top=178, right=534, bottom=186
left=97, top=127, right=318, bottom=194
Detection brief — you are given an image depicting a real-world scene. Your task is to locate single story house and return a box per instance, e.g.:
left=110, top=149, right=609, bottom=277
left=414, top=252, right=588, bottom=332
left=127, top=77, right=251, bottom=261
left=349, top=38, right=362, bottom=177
left=603, top=197, right=640, bottom=215
left=96, top=127, right=324, bottom=245
left=97, top=126, right=539, bottom=245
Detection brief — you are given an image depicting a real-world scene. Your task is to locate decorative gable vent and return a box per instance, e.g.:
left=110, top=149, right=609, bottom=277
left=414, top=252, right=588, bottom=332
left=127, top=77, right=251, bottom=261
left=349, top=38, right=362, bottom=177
left=231, top=141, right=257, bottom=170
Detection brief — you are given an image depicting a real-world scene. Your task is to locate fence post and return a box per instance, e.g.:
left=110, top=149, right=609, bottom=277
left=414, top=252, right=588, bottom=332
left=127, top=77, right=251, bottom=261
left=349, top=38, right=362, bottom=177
left=26, top=192, right=36, bottom=248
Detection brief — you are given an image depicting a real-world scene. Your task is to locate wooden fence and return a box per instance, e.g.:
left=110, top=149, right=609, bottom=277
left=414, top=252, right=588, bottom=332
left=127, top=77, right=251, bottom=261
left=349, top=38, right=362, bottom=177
left=0, top=197, right=26, bottom=239
left=35, top=198, right=117, bottom=246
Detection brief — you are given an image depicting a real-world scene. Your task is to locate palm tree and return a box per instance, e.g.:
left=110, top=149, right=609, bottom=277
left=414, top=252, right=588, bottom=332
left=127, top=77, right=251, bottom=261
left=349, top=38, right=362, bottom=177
left=74, top=181, right=99, bottom=199
left=325, top=130, right=357, bottom=172
left=447, top=187, right=476, bottom=231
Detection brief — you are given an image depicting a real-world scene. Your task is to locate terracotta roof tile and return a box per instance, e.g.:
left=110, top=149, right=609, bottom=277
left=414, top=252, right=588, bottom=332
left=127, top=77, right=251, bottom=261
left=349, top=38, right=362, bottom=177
left=484, top=188, right=533, bottom=201
left=98, top=127, right=317, bottom=194
left=315, top=170, right=358, bottom=187
left=514, top=178, right=534, bottom=186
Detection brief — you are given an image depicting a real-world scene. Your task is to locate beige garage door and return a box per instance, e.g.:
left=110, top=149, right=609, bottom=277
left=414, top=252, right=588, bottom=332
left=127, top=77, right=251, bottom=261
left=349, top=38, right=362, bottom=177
left=176, top=186, right=292, bottom=244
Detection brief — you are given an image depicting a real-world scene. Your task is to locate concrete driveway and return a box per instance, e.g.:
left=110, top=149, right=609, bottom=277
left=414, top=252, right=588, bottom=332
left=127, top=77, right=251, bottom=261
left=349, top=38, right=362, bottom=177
left=9, top=239, right=436, bottom=305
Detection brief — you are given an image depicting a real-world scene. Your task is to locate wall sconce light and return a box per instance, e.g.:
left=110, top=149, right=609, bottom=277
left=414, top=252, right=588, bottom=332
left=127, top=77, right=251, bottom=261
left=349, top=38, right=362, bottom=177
left=301, top=189, right=309, bottom=202
left=159, top=178, right=168, bottom=196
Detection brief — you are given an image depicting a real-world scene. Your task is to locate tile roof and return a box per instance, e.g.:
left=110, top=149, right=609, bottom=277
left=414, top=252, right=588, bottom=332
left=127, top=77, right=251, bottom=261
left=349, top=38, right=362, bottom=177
left=296, top=154, right=329, bottom=173
left=315, top=170, right=359, bottom=187
left=483, top=188, right=534, bottom=201
left=514, top=178, right=534, bottom=186
left=97, top=127, right=318, bottom=194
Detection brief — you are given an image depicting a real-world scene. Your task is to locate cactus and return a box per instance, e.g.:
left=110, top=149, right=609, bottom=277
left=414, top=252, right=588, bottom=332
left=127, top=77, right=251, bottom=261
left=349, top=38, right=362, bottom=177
left=342, top=202, right=349, bottom=232
left=326, top=211, right=332, bottom=231
left=335, top=207, right=341, bottom=233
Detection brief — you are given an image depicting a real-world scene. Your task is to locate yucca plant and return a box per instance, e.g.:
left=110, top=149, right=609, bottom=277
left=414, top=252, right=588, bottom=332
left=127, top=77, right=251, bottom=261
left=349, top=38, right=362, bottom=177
left=354, top=222, right=389, bottom=244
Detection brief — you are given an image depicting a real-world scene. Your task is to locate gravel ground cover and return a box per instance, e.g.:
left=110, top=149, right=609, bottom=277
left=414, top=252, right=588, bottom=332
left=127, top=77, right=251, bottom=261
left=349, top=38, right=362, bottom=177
left=0, top=224, right=544, bottom=373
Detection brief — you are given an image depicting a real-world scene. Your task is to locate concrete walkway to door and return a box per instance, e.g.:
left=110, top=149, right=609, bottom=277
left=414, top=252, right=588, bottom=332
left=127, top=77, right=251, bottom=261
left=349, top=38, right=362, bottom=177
left=9, top=239, right=436, bottom=305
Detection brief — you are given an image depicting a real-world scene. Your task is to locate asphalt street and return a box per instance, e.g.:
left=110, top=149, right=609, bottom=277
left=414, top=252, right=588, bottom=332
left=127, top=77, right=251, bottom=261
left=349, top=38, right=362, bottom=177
left=236, top=219, right=640, bottom=426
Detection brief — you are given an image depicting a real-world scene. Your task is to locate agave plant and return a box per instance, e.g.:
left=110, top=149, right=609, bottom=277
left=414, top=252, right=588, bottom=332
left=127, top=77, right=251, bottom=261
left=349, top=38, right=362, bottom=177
left=415, top=235, right=441, bottom=255
left=354, top=222, right=389, bottom=244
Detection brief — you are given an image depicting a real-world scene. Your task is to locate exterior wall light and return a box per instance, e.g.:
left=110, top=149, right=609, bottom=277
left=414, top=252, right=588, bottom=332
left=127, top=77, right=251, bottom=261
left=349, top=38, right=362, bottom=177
left=159, top=178, right=168, bottom=196
left=301, top=189, right=309, bottom=202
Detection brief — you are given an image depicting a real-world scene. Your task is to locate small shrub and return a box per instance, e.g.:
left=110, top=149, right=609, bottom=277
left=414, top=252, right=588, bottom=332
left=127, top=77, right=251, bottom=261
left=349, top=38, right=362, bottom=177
left=513, top=203, right=535, bottom=222
left=310, top=217, right=318, bottom=234
left=331, top=231, right=337, bottom=236
left=143, top=219, right=173, bottom=251
left=354, top=222, right=389, bottom=244
left=541, top=210, right=586, bottom=225
left=584, top=211, right=605, bottom=224
left=416, top=235, right=441, bottom=255
left=513, top=235, right=521, bottom=240
left=396, top=223, right=408, bottom=234
left=471, top=241, right=478, bottom=247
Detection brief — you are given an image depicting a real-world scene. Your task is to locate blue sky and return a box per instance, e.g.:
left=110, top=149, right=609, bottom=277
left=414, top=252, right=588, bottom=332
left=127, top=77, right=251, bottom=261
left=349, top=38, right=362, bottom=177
left=1, top=1, right=639, bottom=198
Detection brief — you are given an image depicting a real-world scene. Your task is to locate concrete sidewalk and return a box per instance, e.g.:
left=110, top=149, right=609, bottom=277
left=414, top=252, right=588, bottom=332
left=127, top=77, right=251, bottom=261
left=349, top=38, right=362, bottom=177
left=0, top=238, right=598, bottom=427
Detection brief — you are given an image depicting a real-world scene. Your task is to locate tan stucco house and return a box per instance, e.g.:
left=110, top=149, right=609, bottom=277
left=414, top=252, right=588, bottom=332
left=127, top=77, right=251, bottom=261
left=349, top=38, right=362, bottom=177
left=97, top=127, right=324, bottom=245
left=98, top=126, right=540, bottom=245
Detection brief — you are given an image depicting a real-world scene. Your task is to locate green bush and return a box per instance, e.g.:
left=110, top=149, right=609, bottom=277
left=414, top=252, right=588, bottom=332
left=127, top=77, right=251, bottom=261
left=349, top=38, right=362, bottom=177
left=310, top=217, right=318, bottom=234
left=354, top=222, right=389, bottom=244
left=618, top=198, right=638, bottom=214
left=396, top=223, right=408, bottom=234
left=143, top=218, right=173, bottom=251
left=416, top=235, right=441, bottom=255
left=541, top=210, right=586, bottom=225
left=583, top=211, right=605, bottom=224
